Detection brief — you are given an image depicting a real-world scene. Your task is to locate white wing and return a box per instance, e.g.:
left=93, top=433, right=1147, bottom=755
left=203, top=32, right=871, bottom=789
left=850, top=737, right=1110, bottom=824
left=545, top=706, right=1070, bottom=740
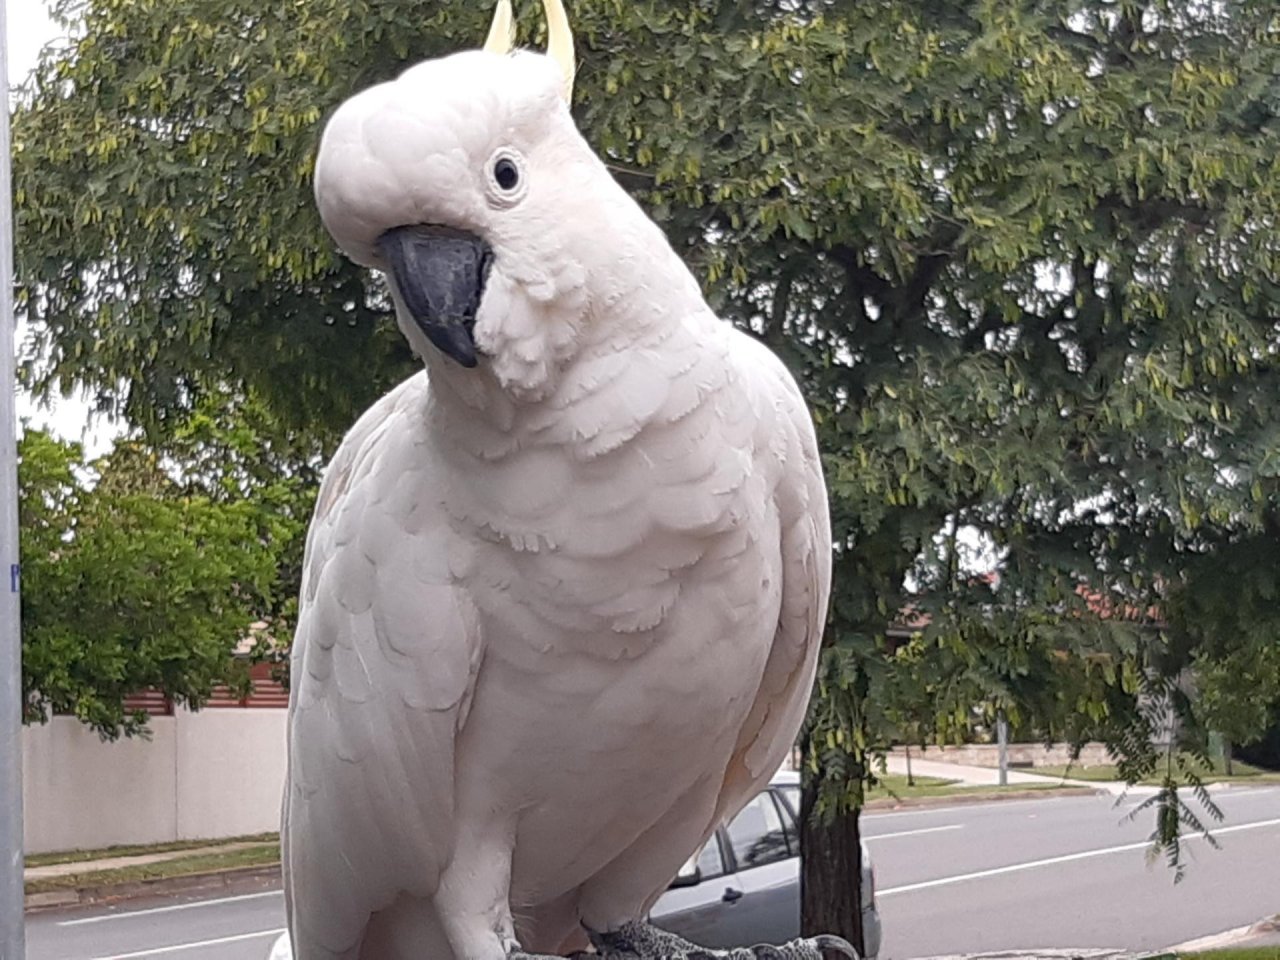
left=283, top=373, right=482, bottom=958
left=710, top=330, right=832, bottom=823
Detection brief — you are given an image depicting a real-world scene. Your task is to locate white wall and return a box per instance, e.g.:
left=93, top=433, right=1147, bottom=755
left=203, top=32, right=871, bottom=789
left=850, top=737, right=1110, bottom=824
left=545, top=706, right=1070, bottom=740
left=22, top=709, right=286, bottom=855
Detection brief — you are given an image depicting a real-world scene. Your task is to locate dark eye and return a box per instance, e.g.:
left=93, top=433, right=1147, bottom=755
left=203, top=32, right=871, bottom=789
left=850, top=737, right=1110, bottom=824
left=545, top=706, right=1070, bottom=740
left=494, top=157, right=520, bottom=191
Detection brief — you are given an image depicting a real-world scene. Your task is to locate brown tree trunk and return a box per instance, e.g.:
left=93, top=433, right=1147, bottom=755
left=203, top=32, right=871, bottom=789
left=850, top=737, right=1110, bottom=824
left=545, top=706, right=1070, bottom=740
left=905, top=744, right=914, bottom=786
left=800, top=774, right=866, bottom=958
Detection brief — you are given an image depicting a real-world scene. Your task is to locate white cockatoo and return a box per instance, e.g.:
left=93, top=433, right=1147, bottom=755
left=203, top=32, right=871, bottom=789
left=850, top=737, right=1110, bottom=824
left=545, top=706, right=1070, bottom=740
left=284, top=2, right=839, bottom=959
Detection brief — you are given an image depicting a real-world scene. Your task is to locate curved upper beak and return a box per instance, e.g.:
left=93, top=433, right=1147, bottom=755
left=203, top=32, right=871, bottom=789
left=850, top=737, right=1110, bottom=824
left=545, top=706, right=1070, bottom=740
left=377, top=225, right=492, bottom=368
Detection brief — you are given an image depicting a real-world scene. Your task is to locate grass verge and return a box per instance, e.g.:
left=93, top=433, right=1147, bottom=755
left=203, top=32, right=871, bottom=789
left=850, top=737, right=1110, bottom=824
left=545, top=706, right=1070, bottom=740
left=1037, top=757, right=1280, bottom=786
left=25, top=844, right=280, bottom=895
left=26, top=833, right=278, bottom=869
left=1178, top=949, right=1280, bottom=960
left=866, top=773, right=1073, bottom=802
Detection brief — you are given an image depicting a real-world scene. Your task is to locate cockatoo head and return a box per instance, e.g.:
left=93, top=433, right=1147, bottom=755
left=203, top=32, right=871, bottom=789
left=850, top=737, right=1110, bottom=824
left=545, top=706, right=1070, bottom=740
left=315, top=0, right=657, bottom=397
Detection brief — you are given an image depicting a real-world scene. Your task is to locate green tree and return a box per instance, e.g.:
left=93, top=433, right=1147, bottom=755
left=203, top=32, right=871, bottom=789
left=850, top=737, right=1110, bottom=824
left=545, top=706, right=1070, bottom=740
left=19, top=427, right=291, bottom=738
left=1165, top=531, right=1280, bottom=771
left=878, top=636, right=933, bottom=785
left=149, top=385, right=323, bottom=660
left=13, top=0, right=1280, bottom=947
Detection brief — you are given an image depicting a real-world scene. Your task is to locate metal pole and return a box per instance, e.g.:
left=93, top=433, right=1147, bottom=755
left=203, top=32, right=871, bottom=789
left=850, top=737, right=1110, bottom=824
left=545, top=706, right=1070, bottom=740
left=0, top=0, right=26, bottom=955
left=996, top=709, right=1008, bottom=787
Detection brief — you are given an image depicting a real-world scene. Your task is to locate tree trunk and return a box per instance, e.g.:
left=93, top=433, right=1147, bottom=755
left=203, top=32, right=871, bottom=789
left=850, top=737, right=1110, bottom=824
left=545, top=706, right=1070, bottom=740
left=905, top=744, right=914, bottom=786
left=800, top=775, right=866, bottom=957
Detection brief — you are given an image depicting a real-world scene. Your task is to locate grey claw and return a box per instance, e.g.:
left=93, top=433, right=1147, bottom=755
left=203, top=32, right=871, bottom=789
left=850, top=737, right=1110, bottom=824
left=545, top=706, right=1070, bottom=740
left=586, top=920, right=858, bottom=960
left=811, top=934, right=859, bottom=959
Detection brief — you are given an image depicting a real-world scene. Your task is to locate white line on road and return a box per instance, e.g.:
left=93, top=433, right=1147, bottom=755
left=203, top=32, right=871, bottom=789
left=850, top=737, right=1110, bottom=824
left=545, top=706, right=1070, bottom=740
left=59, top=889, right=283, bottom=926
left=87, top=927, right=285, bottom=959
left=878, top=815, right=1280, bottom=897
left=864, top=824, right=963, bottom=842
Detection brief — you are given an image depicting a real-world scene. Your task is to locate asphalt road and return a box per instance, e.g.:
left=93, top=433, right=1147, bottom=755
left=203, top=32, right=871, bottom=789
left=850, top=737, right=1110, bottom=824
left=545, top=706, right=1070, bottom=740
left=24, top=786, right=1280, bottom=960
left=870, top=785, right=1280, bottom=957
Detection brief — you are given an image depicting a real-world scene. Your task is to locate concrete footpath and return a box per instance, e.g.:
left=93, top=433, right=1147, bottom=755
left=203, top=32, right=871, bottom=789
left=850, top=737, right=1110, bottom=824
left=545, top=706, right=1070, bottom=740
left=881, top=753, right=1133, bottom=794
left=1174, top=914, right=1280, bottom=952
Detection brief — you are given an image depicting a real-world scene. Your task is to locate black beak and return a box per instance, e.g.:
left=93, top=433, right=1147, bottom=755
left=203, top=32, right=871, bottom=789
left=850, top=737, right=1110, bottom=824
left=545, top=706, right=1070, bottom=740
left=377, top=225, right=491, bottom=368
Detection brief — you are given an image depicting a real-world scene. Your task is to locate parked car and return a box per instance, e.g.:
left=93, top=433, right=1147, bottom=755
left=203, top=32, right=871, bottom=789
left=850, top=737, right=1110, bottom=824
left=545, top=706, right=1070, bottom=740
left=651, top=768, right=881, bottom=959
left=267, top=769, right=882, bottom=959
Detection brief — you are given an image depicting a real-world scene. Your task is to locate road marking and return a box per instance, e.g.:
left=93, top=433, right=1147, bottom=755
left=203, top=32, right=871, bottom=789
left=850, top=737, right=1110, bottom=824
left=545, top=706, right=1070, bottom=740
left=878, top=816, right=1280, bottom=897
left=59, top=889, right=283, bottom=926
left=864, top=824, right=962, bottom=841
left=87, top=927, right=285, bottom=959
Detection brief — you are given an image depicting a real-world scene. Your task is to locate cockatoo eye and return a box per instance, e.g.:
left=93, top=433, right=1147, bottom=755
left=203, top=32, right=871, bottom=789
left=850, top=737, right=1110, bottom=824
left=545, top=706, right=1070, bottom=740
left=485, top=149, right=527, bottom=207
left=494, top=158, right=520, bottom=191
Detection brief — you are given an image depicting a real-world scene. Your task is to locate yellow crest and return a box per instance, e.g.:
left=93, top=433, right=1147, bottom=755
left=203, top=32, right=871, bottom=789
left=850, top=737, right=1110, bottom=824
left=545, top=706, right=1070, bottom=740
left=482, top=0, right=576, bottom=102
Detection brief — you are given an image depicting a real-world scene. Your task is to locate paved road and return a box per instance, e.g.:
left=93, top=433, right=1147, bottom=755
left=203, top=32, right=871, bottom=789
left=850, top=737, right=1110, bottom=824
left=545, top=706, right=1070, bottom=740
left=25, top=786, right=1280, bottom=959
left=871, top=786, right=1280, bottom=957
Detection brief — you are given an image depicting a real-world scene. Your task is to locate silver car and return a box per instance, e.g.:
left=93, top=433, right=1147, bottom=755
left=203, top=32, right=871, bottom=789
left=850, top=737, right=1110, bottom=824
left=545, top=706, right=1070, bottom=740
left=651, top=769, right=882, bottom=959
left=267, top=770, right=882, bottom=959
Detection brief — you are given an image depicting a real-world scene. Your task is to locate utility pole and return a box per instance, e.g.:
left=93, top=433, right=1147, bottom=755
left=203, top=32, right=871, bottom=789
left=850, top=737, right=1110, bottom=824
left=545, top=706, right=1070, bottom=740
left=996, top=709, right=1009, bottom=787
left=0, top=0, right=26, bottom=955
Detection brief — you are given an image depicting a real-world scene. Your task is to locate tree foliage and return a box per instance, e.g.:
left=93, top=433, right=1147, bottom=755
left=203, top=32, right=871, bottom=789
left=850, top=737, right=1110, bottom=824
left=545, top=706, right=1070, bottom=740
left=12, top=0, right=1280, bottom=944
left=150, top=385, right=323, bottom=639
left=19, top=422, right=302, bottom=738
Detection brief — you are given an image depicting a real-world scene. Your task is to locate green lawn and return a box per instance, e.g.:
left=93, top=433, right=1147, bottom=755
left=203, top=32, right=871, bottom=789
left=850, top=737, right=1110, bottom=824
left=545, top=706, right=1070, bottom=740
left=1037, top=757, right=1280, bottom=786
left=866, top=773, right=1075, bottom=802
left=25, top=844, right=281, bottom=894
left=25, top=832, right=278, bottom=869
left=867, top=774, right=954, bottom=799
left=1179, top=947, right=1280, bottom=960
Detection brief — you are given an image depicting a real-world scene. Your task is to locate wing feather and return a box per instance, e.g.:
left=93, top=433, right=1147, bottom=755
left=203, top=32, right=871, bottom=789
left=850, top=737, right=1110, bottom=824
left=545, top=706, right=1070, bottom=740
left=711, top=331, right=831, bottom=822
left=284, top=373, right=483, bottom=956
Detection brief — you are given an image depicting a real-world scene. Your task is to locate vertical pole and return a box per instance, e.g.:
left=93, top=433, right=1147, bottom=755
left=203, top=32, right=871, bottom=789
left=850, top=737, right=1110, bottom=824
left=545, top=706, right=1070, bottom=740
left=0, top=0, right=26, bottom=955
left=997, top=709, right=1008, bottom=787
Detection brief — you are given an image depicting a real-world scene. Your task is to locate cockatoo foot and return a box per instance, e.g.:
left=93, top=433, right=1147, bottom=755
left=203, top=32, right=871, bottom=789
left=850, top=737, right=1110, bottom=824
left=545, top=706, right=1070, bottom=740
left=588, top=921, right=858, bottom=960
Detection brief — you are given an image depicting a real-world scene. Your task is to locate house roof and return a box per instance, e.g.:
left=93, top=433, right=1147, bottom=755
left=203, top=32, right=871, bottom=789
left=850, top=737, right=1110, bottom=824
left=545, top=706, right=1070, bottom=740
left=887, top=579, right=1163, bottom=635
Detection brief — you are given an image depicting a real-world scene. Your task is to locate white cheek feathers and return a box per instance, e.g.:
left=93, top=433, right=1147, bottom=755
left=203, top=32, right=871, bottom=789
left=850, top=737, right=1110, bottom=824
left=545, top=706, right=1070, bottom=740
left=475, top=259, right=589, bottom=399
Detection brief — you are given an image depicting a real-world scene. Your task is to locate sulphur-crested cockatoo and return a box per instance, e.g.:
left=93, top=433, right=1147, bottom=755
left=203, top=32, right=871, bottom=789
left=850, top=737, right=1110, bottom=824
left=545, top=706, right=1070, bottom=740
left=285, top=2, right=839, bottom=959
